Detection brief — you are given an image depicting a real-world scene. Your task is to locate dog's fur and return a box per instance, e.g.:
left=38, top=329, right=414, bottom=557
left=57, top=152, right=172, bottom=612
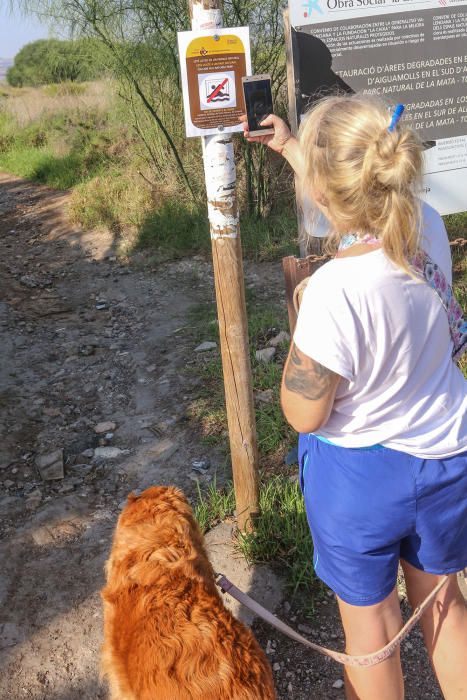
left=101, top=486, right=276, bottom=700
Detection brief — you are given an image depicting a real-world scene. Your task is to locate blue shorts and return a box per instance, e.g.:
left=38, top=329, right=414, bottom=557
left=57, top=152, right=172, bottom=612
left=298, top=433, right=467, bottom=606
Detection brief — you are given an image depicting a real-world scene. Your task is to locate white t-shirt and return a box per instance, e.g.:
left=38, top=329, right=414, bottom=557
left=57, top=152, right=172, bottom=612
left=293, top=203, right=467, bottom=458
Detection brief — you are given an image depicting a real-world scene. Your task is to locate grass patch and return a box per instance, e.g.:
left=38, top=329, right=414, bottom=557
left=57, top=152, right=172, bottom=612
left=241, top=211, right=298, bottom=261
left=136, top=199, right=209, bottom=257
left=238, top=476, right=314, bottom=594
left=194, top=476, right=315, bottom=595
left=0, top=146, right=103, bottom=189
left=194, top=479, right=236, bottom=534
left=69, top=169, right=151, bottom=232
left=134, top=205, right=297, bottom=262
left=186, top=293, right=294, bottom=459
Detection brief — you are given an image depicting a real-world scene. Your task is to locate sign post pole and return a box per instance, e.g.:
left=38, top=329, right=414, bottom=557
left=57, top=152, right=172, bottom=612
left=188, top=0, right=259, bottom=531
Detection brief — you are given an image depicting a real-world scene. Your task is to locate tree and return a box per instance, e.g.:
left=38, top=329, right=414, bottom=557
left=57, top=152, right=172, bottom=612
left=6, top=38, right=107, bottom=87
left=18, top=1, right=290, bottom=213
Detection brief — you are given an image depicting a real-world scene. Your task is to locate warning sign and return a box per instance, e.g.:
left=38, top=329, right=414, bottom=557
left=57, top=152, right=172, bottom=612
left=178, top=27, right=252, bottom=137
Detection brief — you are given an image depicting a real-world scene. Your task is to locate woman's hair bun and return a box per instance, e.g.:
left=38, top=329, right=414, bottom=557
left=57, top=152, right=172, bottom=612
left=368, top=129, right=422, bottom=192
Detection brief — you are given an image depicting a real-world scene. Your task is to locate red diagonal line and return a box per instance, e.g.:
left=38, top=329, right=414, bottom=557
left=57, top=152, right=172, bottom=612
left=207, top=78, right=228, bottom=103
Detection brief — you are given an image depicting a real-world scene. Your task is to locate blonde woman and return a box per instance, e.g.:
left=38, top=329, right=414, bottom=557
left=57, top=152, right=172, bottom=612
left=242, top=95, right=467, bottom=700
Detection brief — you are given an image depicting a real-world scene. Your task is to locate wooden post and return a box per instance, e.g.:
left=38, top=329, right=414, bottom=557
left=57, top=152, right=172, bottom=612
left=283, top=9, right=324, bottom=259
left=189, top=0, right=259, bottom=531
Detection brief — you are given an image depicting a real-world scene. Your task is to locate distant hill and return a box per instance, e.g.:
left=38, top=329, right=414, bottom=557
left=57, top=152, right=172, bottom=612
left=0, top=58, right=13, bottom=82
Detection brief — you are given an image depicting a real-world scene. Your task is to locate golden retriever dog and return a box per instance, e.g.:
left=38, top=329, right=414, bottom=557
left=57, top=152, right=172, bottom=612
left=101, top=485, right=276, bottom=700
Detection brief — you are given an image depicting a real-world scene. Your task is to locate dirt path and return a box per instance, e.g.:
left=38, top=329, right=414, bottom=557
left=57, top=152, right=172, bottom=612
left=0, top=173, right=237, bottom=699
left=0, top=173, right=462, bottom=700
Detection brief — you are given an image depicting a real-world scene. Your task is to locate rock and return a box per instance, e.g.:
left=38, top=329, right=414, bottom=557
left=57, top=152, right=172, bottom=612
left=94, top=421, right=117, bottom=434
left=145, top=439, right=178, bottom=462
left=268, top=331, right=290, bottom=347
left=36, top=449, right=64, bottom=481
left=25, top=488, right=42, bottom=510
left=0, top=623, right=24, bottom=649
left=32, top=527, right=54, bottom=546
left=255, top=347, right=276, bottom=363
left=273, top=663, right=281, bottom=672
left=205, top=522, right=284, bottom=626
left=3, top=480, right=14, bottom=489
left=265, top=639, right=274, bottom=655
left=19, top=274, right=38, bottom=288
left=194, top=341, right=217, bottom=353
left=332, top=679, right=344, bottom=689
left=298, top=623, right=313, bottom=635
left=191, top=458, right=210, bottom=473
left=94, top=447, right=127, bottom=460
left=43, top=407, right=61, bottom=417
left=57, top=482, right=75, bottom=495
left=255, top=389, right=274, bottom=404
left=81, top=449, right=94, bottom=459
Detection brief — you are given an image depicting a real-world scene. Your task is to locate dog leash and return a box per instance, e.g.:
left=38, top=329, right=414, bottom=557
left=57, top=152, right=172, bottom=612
left=215, top=573, right=450, bottom=668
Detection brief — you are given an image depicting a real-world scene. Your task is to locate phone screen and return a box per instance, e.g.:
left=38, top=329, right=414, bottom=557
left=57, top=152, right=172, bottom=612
left=243, top=79, right=273, bottom=132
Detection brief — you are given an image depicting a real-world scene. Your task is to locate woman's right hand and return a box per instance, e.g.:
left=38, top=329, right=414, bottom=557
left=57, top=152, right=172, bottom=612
left=240, top=114, right=294, bottom=155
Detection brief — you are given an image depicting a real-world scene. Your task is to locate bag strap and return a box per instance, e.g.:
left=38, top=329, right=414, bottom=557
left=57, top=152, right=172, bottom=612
left=412, top=250, right=466, bottom=361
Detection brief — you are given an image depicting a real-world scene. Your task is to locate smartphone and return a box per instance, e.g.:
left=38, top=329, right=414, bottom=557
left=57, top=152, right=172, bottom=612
left=242, top=75, right=274, bottom=136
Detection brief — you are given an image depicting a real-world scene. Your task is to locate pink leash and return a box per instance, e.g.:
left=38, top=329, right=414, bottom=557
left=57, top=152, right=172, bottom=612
left=215, top=573, right=450, bottom=667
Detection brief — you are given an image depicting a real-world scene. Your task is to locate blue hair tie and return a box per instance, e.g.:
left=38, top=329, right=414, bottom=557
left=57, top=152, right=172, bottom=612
left=388, top=104, right=404, bottom=132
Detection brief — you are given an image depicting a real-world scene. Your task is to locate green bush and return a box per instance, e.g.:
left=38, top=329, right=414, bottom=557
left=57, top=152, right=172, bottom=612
left=7, top=39, right=107, bottom=87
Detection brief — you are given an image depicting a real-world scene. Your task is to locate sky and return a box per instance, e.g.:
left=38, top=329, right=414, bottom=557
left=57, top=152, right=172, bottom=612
left=0, top=5, right=51, bottom=58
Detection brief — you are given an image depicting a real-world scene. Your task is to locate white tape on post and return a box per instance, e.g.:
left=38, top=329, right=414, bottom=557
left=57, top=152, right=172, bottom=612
left=191, top=1, right=239, bottom=240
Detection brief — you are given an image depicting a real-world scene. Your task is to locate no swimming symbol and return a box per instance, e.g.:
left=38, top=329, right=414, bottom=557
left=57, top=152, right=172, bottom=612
left=206, top=77, right=230, bottom=103
left=198, top=71, right=237, bottom=112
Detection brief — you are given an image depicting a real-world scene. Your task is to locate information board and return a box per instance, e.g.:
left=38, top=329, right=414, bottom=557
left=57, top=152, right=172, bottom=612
left=288, top=0, right=467, bottom=214
left=178, top=27, right=251, bottom=138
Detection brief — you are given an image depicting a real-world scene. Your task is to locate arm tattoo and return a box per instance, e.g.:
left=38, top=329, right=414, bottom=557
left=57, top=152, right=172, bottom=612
left=284, top=344, right=334, bottom=400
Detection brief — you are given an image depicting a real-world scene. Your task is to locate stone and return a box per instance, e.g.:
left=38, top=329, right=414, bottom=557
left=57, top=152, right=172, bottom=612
left=273, top=663, right=281, bottom=672
left=194, top=341, right=217, bottom=352
left=298, top=623, right=313, bottom=635
left=94, top=421, right=117, bottom=434
left=0, top=622, right=24, bottom=649
left=205, top=522, right=283, bottom=626
left=255, top=389, right=274, bottom=404
left=3, top=480, right=14, bottom=488
left=191, top=458, right=210, bottom=473
left=57, top=482, right=75, bottom=495
left=25, top=488, right=42, bottom=510
left=81, top=449, right=94, bottom=459
left=268, top=331, right=290, bottom=347
left=145, top=439, right=178, bottom=462
left=255, top=347, right=276, bottom=363
left=332, top=679, right=344, bottom=689
left=32, top=527, right=54, bottom=546
left=93, top=447, right=127, bottom=460
left=43, top=407, right=61, bottom=417
left=36, top=449, right=64, bottom=481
